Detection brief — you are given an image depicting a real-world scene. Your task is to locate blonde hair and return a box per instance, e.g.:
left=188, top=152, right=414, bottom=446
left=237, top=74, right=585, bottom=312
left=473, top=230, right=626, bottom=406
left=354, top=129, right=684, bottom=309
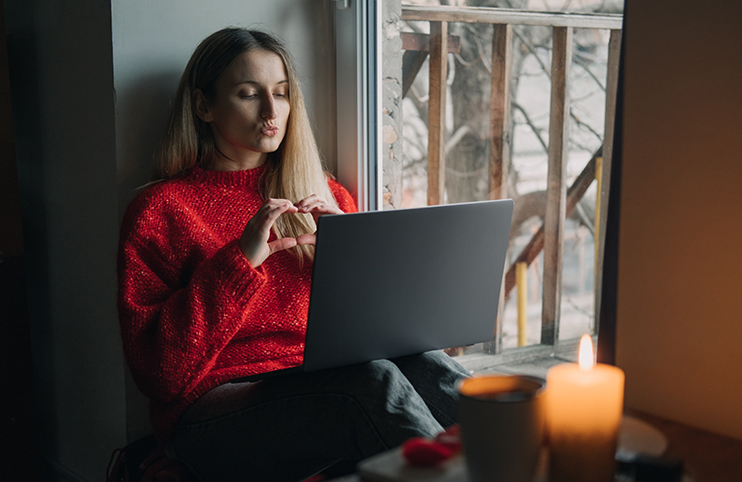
left=157, top=28, right=336, bottom=261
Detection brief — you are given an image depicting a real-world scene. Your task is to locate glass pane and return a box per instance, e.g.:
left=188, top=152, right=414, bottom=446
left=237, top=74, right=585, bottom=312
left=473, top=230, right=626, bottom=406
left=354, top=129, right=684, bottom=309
left=384, top=0, right=624, bottom=354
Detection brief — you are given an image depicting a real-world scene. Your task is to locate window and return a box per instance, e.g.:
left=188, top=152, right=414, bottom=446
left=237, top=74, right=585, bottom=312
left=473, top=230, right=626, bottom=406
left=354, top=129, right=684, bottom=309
left=336, top=0, right=623, bottom=370
left=335, top=0, right=623, bottom=370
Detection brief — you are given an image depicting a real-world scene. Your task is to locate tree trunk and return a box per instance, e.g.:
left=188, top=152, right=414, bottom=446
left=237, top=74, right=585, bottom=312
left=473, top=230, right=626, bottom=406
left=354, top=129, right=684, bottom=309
left=447, top=0, right=530, bottom=203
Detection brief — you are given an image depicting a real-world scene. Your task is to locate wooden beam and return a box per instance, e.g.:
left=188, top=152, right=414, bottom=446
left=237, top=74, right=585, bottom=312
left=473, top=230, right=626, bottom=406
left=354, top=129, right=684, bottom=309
left=427, top=21, right=448, bottom=206
left=594, top=29, right=622, bottom=328
left=402, top=33, right=461, bottom=98
left=541, top=26, right=572, bottom=346
left=503, top=148, right=602, bottom=301
left=402, top=5, right=623, bottom=30
left=402, top=50, right=428, bottom=98
left=488, top=23, right=513, bottom=200
left=401, top=32, right=461, bottom=54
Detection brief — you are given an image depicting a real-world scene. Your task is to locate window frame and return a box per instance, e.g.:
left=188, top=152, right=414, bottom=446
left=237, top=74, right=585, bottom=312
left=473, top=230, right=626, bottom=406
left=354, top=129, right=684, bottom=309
left=334, top=0, right=383, bottom=212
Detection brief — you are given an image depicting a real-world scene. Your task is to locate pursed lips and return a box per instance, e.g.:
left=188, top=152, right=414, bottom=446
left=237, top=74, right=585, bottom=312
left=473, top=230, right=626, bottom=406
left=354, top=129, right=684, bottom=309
left=261, top=125, right=279, bottom=136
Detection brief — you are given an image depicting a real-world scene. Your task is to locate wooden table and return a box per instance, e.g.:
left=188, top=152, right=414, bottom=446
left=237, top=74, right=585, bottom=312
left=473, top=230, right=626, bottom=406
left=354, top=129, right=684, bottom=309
left=330, top=410, right=742, bottom=482
left=627, top=410, right=742, bottom=482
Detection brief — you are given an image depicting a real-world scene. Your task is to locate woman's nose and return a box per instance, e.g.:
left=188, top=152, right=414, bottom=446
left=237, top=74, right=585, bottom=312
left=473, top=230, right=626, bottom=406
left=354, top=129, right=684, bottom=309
left=261, top=95, right=277, bottom=120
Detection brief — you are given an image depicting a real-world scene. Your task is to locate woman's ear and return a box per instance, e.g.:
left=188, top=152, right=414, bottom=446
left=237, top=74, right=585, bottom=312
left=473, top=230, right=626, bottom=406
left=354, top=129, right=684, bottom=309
left=194, top=89, right=213, bottom=123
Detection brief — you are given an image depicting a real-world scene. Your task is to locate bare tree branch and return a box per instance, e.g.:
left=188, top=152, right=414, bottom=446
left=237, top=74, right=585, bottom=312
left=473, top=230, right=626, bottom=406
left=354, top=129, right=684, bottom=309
left=463, top=23, right=491, bottom=73
left=574, top=55, right=606, bottom=91
left=572, top=88, right=603, bottom=103
left=569, top=138, right=599, bottom=154
left=513, top=28, right=551, bottom=78
left=570, top=111, right=603, bottom=143
left=512, top=101, right=549, bottom=153
left=454, top=52, right=482, bottom=68
left=574, top=201, right=595, bottom=236
left=445, top=125, right=472, bottom=154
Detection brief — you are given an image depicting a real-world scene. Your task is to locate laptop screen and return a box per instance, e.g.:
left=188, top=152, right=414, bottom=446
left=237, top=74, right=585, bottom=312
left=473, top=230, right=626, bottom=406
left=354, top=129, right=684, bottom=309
left=303, top=199, right=514, bottom=372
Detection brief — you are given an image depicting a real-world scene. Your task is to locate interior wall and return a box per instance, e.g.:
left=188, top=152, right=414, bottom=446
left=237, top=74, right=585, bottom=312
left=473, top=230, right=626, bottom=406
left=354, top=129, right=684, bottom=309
left=0, top=1, right=42, bottom=480
left=4, top=0, right=337, bottom=480
left=616, top=0, right=742, bottom=440
left=3, top=0, right=126, bottom=480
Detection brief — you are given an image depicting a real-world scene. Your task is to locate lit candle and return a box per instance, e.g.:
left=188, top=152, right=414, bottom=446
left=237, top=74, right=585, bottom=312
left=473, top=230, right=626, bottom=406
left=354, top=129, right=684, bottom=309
left=546, top=334, right=625, bottom=482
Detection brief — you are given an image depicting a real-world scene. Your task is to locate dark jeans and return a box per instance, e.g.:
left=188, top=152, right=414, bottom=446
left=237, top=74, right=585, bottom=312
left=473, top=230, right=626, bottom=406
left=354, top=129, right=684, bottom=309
left=169, top=350, right=469, bottom=482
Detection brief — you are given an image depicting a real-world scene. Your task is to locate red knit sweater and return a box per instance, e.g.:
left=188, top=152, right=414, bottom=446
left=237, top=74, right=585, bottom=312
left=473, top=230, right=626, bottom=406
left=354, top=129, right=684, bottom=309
left=117, top=164, right=357, bottom=440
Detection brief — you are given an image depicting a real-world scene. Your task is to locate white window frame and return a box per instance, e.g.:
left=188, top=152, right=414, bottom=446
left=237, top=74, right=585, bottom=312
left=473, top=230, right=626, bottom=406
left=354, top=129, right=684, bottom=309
left=334, top=0, right=383, bottom=212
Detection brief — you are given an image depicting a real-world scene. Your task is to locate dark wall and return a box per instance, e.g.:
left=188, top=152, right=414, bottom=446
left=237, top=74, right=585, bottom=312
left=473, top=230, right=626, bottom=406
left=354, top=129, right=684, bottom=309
left=0, top=3, right=41, bottom=480
left=3, top=0, right=127, bottom=479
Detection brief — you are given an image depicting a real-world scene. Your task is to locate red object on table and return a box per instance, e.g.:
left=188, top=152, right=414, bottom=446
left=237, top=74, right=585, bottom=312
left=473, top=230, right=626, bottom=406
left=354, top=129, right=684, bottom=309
left=402, top=426, right=462, bottom=467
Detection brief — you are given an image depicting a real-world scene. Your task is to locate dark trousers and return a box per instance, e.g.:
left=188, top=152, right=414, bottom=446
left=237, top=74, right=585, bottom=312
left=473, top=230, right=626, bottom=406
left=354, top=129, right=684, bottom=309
left=169, top=350, right=469, bottom=482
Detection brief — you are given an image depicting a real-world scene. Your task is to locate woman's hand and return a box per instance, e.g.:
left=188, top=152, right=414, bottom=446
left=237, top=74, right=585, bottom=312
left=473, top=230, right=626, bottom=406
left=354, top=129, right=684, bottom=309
left=294, top=194, right=343, bottom=222
left=240, top=198, right=305, bottom=267
left=293, top=194, right=344, bottom=245
left=240, top=195, right=341, bottom=267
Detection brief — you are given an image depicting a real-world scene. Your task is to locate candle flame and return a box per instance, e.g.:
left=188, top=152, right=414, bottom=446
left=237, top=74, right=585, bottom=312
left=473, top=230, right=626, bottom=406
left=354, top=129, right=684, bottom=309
left=578, top=334, right=594, bottom=370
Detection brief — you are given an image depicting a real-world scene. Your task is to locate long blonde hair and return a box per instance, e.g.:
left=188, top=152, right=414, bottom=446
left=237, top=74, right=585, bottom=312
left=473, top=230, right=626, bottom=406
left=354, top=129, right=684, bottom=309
left=157, top=27, right=336, bottom=261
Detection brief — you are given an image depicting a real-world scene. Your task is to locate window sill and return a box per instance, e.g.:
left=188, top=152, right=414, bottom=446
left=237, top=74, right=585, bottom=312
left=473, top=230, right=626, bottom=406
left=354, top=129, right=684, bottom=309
left=454, top=337, right=586, bottom=379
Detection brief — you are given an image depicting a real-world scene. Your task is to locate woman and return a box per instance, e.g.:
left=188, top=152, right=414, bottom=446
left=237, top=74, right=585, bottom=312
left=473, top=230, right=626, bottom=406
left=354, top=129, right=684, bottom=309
left=118, top=27, right=469, bottom=482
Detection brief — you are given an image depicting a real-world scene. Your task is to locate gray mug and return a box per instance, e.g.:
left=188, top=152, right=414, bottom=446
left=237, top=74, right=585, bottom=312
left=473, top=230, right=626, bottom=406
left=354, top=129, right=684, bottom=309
left=458, top=375, right=546, bottom=482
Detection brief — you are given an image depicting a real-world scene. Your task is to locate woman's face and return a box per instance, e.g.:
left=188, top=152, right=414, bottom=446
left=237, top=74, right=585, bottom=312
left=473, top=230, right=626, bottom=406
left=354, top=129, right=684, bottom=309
left=199, top=48, right=291, bottom=169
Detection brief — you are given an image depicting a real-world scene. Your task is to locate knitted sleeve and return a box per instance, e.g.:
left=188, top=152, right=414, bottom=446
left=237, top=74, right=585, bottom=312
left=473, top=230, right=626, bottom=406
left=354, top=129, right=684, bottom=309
left=329, top=178, right=358, bottom=214
left=117, top=202, right=266, bottom=404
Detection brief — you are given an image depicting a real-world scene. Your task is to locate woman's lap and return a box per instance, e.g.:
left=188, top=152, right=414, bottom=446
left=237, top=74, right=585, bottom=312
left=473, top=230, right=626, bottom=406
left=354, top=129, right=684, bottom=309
left=169, top=351, right=469, bottom=482
left=390, top=350, right=470, bottom=427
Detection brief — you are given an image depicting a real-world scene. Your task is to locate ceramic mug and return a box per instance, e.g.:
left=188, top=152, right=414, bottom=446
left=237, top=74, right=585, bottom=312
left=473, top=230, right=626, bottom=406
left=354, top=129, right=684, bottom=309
left=458, top=374, right=546, bottom=482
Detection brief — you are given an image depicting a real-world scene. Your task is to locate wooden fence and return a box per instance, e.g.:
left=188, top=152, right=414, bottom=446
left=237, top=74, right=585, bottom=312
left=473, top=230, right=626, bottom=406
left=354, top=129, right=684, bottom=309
left=400, top=4, right=622, bottom=351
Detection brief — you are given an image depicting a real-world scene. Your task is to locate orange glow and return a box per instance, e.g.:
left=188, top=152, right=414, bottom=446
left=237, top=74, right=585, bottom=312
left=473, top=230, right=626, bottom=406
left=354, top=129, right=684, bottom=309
left=578, top=334, right=594, bottom=371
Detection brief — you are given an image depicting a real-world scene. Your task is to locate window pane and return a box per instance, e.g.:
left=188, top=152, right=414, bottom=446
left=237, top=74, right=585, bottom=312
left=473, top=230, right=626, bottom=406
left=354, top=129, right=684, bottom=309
left=384, top=0, right=624, bottom=354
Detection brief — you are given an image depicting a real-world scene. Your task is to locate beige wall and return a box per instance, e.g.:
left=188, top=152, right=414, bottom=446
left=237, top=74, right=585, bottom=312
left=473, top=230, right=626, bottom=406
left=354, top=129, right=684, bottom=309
left=616, top=0, right=742, bottom=440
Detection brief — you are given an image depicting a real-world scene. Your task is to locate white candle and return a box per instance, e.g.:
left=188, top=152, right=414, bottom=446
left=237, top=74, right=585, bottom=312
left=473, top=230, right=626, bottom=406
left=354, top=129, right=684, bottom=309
left=546, top=335, right=625, bottom=482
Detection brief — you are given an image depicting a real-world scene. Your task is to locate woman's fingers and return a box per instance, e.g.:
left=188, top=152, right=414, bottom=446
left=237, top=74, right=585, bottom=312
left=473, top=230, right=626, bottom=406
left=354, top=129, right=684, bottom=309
left=294, top=195, right=341, bottom=245
left=240, top=197, right=338, bottom=267
left=256, top=199, right=298, bottom=233
left=295, top=195, right=342, bottom=214
left=295, top=194, right=343, bottom=222
left=240, top=199, right=298, bottom=267
left=268, top=236, right=298, bottom=254
left=296, top=233, right=317, bottom=246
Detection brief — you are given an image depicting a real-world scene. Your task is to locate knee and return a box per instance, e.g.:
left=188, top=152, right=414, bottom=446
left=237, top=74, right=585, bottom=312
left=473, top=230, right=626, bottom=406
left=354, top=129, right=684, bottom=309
left=398, top=350, right=471, bottom=378
left=346, top=359, right=417, bottom=397
left=416, top=350, right=451, bottom=367
left=431, top=351, right=470, bottom=375
left=363, top=359, right=406, bottom=384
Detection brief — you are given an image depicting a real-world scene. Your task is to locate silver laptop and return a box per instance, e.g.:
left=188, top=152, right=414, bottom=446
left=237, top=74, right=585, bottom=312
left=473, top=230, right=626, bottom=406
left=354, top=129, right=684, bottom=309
left=232, top=199, right=513, bottom=382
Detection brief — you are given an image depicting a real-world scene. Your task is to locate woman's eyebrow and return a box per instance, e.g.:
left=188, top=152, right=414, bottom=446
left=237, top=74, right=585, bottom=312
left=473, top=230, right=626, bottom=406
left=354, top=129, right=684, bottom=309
left=233, top=79, right=289, bottom=87
left=233, top=79, right=258, bottom=87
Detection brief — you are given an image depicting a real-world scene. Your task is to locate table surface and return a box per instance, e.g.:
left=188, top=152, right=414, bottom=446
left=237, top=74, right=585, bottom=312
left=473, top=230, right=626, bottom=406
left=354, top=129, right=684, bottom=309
left=329, top=410, right=742, bottom=482
left=625, top=409, right=742, bottom=482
